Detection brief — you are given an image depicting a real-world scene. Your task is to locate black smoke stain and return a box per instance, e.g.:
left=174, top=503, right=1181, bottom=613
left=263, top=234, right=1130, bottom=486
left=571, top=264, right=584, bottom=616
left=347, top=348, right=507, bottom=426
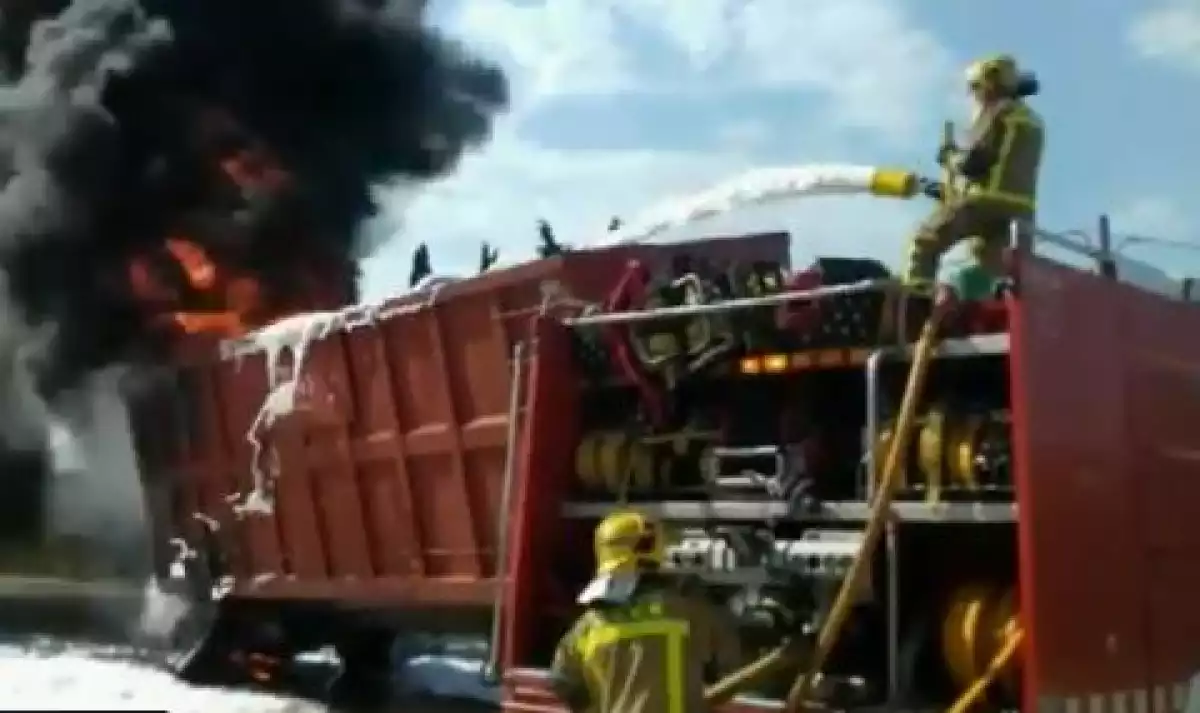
left=0, top=0, right=507, bottom=396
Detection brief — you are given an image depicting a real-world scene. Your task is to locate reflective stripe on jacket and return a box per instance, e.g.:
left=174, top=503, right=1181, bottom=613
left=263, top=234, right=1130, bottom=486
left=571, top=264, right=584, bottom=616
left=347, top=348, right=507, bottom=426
left=962, top=100, right=1044, bottom=212
left=551, top=583, right=741, bottom=713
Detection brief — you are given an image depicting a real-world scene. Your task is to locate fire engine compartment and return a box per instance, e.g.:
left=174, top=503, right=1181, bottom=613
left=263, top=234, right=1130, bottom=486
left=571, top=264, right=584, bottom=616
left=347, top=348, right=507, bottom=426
left=509, top=254, right=1024, bottom=710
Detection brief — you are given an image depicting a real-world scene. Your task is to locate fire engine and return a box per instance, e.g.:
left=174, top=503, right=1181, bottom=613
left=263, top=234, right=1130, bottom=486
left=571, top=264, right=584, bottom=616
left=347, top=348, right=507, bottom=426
left=491, top=213, right=1200, bottom=712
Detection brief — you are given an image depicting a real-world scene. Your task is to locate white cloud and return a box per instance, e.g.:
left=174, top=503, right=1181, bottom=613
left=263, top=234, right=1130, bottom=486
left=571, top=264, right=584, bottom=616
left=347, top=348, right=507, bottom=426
left=451, top=0, right=639, bottom=105
left=714, top=119, right=773, bottom=151
left=1129, top=1, right=1200, bottom=74
left=359, top=117, right=756, bottom=299
left=360, top=122, right=929, bottom=300
left=452, top=0, right=954, bottom=137
left=1110, top=196, right=1193, bottom=240
left=730, top=0, right=954, bottom=137
left=359, top=0, right=951, bottom=300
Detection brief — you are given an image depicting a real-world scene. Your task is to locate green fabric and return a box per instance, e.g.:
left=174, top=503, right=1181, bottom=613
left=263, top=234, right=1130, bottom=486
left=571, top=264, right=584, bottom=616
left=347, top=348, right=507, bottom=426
left=944, top=263, right=1000, bottom=301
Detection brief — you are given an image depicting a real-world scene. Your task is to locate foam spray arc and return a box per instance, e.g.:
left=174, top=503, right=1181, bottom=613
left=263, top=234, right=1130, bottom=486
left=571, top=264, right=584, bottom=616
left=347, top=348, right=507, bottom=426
left=597, top=164, right=920, bottom=246
left=0, top=0, right=508, bottom=530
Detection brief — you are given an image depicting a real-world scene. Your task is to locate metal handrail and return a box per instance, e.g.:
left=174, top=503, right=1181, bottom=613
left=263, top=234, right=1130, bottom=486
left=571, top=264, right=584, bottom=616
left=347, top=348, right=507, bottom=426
left=563, top=279, right=889, bottom=327
left=482, top=340, right=527, bottom=683
left=1022, top=215, right=1200, bottom=301
left=565, top=215, right=1195, bottom=331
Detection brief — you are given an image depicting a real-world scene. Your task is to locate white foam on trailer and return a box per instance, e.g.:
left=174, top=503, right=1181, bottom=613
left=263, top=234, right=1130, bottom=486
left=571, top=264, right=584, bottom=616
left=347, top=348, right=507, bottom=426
left=220, top=275, right=459, bottom=517
left=222, top=309, right=354, bottom=516
left=598, top=163, right=886, bottom=246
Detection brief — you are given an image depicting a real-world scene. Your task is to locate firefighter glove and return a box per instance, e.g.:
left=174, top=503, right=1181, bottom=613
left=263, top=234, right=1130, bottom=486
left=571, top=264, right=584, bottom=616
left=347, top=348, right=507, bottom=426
left=936, top=142, right=957, bottom=168
left=917, top=177, right=944, bottom=201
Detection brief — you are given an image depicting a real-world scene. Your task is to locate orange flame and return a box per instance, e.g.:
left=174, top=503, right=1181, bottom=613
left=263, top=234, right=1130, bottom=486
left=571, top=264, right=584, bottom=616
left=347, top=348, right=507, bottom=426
left=126, top=124, right=342, bottom=341
left=126, top=137, right=289, bottom=339
left=221, top=149, right=290, bottom=192
left=128, top=236, right=258, bottom=338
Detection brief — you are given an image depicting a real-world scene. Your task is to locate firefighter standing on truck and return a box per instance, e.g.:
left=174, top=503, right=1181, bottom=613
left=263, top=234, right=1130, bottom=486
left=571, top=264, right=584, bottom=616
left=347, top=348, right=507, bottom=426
left=550, top=509, right=742, bottom=713
left=904, top=54, right=1045, bottom=295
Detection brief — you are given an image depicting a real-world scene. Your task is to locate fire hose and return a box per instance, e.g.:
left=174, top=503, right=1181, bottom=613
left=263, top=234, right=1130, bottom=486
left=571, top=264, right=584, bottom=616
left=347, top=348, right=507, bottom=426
left=784, top=307, right=940, bottom=708
left=708, top=122, right=1026, bottom=710
left=945, top=627, right=1025, bottom=713
left=781, top=121, right=960, bottom=709
left=703, top=259, right=942, bottom=709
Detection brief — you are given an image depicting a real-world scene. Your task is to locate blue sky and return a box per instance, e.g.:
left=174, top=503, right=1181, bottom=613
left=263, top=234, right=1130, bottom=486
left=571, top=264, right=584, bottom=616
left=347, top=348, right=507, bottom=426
left=360, top=0, right=1200, bottom=301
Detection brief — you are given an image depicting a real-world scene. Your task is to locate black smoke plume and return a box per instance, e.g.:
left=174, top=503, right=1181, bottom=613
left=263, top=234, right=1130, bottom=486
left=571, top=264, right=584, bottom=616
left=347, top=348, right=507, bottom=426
left=0, top=0, right=508, bottom=398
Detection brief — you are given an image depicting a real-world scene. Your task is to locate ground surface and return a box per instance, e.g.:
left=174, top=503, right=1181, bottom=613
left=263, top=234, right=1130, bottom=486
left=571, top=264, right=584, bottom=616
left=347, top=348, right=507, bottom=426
left=0, top=576, right=499, bottom=712
left=0, top=637, right=497, bottom=712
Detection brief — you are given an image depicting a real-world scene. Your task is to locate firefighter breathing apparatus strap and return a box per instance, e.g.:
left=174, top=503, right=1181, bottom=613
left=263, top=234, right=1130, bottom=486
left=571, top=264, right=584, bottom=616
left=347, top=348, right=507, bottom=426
left=965, top=105, right=1040, bottom=211
left=574, top=602, right=691, bottom=713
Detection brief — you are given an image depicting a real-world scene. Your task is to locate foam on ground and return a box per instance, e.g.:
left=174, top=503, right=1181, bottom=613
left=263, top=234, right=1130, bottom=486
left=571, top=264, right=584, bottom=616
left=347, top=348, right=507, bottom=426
left=0, top=644, right=324, bottom=712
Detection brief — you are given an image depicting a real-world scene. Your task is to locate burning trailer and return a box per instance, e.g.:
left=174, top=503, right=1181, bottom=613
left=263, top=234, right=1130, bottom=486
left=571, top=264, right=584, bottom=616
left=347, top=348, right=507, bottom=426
left=0, top=0, right=506, bottom=649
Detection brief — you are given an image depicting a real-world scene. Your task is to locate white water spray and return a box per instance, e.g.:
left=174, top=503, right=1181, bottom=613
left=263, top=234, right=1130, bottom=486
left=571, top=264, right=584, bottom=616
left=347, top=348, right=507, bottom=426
left=599, top=163, right=915, bottom=246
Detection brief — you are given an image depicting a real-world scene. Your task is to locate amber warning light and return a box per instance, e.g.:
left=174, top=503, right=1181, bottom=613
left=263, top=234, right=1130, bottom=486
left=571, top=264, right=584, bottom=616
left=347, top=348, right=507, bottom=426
left=739, top=348, right=873, bottom=374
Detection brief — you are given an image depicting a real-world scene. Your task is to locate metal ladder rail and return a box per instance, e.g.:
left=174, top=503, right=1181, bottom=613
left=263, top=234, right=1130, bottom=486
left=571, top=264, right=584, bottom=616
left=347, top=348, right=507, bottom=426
left=783, top=314, right=941, bottom=709
left=702, top=309, right=944, bottom=707
left=483, top=341, right=528, bottom=683
left=864, top=347, right=902, bottom=704
left=781, top=119, right=959, bottom=710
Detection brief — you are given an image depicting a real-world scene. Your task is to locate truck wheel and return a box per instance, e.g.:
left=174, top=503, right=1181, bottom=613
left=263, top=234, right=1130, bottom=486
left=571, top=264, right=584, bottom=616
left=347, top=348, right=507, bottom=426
left=329, top=628, right=395, bottom=706
left=167, top=602, right=239, bottom=684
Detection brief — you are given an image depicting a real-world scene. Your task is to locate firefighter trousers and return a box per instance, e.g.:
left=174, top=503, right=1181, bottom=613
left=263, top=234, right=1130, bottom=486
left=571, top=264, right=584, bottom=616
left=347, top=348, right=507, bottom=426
left=902, top=199, right=1031, bottom=294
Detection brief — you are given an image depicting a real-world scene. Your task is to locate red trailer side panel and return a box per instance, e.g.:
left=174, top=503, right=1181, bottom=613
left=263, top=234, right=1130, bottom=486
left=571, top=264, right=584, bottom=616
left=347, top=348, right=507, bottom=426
left=148, top=252, right=631, bottom=608
left=1011, top=254, right=1200, bottom=710
left=140, top=233, right=790, bottom=610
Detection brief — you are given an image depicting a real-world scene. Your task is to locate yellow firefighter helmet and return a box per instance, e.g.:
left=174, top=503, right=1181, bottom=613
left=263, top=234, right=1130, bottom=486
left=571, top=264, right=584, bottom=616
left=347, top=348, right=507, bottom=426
left=965, top=55, right=1020, bottom=94
left=593, top=509, right=666, bottom=575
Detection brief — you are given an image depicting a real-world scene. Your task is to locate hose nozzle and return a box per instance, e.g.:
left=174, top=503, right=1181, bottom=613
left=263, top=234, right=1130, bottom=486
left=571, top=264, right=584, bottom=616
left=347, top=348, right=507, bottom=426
left=867, top=169, right=918, bottom=199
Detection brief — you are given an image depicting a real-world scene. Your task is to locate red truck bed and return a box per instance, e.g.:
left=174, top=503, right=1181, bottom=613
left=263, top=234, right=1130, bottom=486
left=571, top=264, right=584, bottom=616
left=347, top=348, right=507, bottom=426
left=133, top=233, right=788, bottom=613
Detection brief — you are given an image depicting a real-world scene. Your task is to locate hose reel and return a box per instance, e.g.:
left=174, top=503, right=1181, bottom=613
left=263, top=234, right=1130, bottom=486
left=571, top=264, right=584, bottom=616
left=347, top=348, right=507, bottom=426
left=873, top=406, right=1012, bottom=500
left=941, top=583, right=1021, bottom=703
left=575, top=432, right=659, bottom=495
left=629, top=273, right=736, bottom=383
left=575, top=429, right=720, bottom=496
left=919, top=406, right=1012, bottom=495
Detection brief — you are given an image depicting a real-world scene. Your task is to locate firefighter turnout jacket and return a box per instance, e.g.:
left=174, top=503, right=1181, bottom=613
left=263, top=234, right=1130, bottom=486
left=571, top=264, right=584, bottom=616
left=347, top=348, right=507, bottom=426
left=958, top=97, right=1043, bottom=214
left=550, top=576, right=742, bottom=713
left=903, top=96, right=1044, bottom=291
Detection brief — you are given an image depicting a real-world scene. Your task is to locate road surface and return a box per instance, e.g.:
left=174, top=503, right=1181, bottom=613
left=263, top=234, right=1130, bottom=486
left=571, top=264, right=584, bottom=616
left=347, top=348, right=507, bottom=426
left=0, top=636, right=499, bottom=711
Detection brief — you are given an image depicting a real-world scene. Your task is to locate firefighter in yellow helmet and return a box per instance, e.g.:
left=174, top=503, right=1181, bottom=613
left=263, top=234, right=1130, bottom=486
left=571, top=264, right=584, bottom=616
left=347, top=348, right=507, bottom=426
left=904, top=54, right=1044, bottom=296
left=550, top=509, right=742, bottom=713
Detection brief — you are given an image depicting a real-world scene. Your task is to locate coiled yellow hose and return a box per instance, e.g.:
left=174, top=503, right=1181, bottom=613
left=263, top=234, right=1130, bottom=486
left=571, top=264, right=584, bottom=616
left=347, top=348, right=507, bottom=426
left=946, top=628, right=1025, bottom=713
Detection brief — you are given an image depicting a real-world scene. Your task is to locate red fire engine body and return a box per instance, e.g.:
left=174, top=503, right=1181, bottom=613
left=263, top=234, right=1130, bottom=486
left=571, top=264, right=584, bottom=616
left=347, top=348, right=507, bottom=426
left=494, top=230, right=1200, bottom=711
